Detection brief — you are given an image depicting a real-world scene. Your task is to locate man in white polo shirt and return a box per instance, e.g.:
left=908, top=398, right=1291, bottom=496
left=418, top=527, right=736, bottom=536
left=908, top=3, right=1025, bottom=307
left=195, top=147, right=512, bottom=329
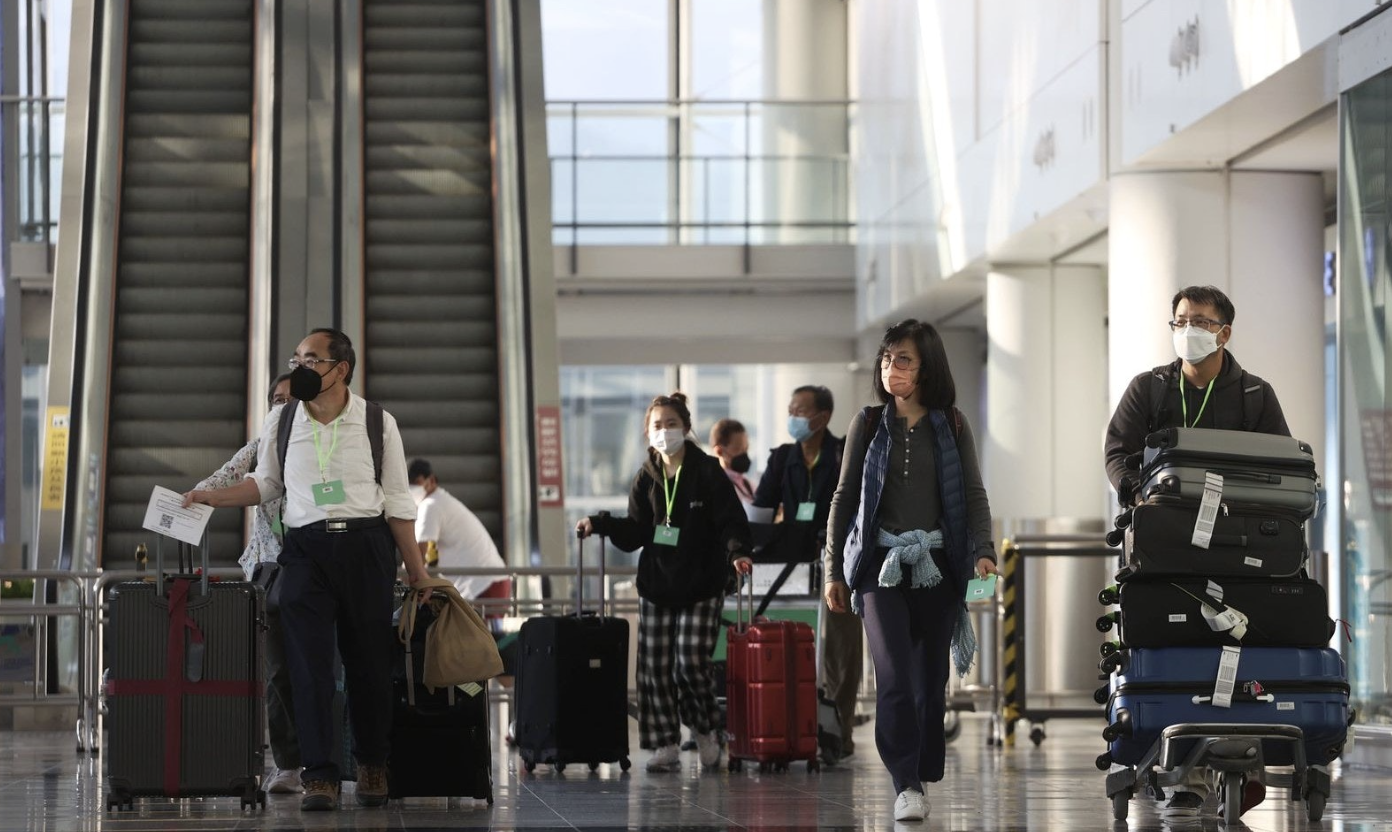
left=185, top=328, right=430, bottom=812
left=408, top=458, right=508, bottom=616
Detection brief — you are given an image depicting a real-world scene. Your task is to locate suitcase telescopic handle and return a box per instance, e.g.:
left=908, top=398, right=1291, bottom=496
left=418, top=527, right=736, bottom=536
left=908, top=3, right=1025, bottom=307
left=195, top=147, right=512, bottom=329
left=154, top=530, right=210, bottom=595
left=735, top=572, right=754, bottom=632
left=574, top=529, right=608, bottom=617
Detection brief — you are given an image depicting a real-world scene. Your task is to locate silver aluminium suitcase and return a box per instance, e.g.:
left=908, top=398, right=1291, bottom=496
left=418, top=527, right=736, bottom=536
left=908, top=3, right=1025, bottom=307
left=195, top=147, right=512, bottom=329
left=1139, top=428, right=1317, bottom=518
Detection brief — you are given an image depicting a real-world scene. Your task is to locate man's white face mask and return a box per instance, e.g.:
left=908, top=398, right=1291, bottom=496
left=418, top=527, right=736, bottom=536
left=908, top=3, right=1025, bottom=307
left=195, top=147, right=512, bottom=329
left=1173, top=326, right=1220, bottom=363
left=409, top=484, right=426, bottom=505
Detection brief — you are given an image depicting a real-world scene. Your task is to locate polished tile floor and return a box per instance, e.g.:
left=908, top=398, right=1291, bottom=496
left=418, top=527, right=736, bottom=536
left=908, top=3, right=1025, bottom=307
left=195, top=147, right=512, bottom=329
left=1, top=712, right=1389, bottom=831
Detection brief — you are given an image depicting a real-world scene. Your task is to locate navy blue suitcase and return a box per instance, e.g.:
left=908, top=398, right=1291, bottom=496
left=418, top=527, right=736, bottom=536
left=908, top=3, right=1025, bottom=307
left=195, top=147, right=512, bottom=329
left=1105, top=647, right=1349, bottom=767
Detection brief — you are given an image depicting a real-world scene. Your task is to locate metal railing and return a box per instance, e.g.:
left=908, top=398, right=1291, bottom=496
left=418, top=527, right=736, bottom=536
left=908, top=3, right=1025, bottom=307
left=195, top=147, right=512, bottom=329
left=1, top=95, right=65, bottom=243
left=547, top=98, right=855, bottom=256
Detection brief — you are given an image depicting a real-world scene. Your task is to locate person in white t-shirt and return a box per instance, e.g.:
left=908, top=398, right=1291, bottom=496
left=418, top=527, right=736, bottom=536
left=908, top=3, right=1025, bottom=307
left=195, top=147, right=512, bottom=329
left=408, top=459, right=509, bottom=614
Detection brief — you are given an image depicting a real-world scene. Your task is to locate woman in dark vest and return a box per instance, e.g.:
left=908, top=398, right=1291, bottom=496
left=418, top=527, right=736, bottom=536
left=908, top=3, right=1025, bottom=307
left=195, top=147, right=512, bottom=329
left=824, top=320, right=998, bottom=823
left=578, top=392, right=753, bottom=772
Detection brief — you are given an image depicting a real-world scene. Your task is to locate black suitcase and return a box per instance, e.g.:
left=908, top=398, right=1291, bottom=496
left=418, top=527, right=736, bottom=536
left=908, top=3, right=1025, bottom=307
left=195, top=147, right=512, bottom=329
left=1139, top=427, right=1318, bottom=518
left=1117, top=501, right=1305, bottom=580
left=104, top=539, right=266, bottom=811
left=1099, top=577, right=1335, bottom=648
left=388, top=597, right=492, bottom=802
left=514, top=534, right=631, bottom=772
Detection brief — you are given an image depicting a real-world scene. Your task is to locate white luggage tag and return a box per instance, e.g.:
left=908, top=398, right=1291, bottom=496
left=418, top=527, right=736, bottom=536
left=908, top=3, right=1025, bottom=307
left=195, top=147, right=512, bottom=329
left=1198, top=580, right=1249, bottom=641
left=1191, top=472, right=1224, bottom=549
left=1210, top=645, right=1241, bottom=709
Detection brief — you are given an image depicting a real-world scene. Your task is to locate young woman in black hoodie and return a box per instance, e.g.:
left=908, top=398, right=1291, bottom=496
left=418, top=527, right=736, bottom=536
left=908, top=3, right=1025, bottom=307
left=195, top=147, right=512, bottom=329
left=577, top=392, right=753, bottom=772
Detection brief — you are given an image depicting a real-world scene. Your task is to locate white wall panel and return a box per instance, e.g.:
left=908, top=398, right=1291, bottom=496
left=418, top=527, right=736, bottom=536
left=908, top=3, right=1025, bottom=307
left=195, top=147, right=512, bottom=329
left=978, top=0, right=1099, bottom=135
left=1120, top=0, right=1349, bottom=165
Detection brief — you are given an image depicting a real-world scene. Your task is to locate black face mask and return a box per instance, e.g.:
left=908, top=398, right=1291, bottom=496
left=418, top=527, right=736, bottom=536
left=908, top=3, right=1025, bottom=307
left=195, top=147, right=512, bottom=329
left=289, top=366, right=333, bottom=401
left=730, top=453, right=752, bottom=474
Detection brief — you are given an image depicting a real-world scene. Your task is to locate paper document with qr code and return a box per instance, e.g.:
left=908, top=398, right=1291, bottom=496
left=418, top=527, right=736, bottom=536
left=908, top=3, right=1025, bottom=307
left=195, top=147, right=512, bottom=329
left=141, top=486, right=215, bottom=547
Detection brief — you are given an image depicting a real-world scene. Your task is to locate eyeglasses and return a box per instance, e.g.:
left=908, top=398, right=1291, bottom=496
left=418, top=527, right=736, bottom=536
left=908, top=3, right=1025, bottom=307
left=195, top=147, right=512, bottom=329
left=880, top=354, right=917, bottom=371
left=287, top=356, right=339, bottom=371
left=1167, top=318, right=1226, bottom=331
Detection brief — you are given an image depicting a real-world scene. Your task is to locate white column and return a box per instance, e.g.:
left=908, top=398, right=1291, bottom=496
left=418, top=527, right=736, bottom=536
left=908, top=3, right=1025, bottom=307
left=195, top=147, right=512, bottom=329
left=986, top=265, right=1108, bottom=696
left=1108, top=171, right=1325, bottom=458
left=761, top=0, right=847, bottom=244
left=985, top=266, right=1107, bottom=520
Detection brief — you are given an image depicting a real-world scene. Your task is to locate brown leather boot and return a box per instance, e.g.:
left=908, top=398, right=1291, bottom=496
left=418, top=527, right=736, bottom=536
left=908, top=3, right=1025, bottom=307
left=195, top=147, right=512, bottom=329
left=355, top=764, right=389, bottom=807
left=299, top=779, right=339, bottom=811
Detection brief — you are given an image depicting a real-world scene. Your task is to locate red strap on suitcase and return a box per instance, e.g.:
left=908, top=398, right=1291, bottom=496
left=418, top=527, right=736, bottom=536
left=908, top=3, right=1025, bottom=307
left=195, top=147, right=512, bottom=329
left=105, top=580, right=258, bottom=796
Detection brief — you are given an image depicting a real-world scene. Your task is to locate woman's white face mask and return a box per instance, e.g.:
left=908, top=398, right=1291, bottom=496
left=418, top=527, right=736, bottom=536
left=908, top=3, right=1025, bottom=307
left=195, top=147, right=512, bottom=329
left=649, top=427, right=686, bottom=455
left=1173, top=326, right=1221, bottom=363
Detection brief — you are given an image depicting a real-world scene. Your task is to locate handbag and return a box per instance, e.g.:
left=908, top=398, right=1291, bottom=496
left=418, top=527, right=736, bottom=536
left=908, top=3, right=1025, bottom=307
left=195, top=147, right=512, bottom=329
left=397, top=577, right=503, bottom=690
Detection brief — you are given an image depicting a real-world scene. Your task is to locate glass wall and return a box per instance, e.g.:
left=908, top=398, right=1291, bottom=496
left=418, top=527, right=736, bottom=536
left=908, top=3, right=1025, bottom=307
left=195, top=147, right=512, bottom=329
left=1340, top=66, right=1392, bottom=722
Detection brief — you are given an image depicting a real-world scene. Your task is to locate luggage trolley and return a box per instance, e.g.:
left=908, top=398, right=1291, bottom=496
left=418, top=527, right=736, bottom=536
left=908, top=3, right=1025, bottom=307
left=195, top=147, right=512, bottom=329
left=1101, top=723, right=1334, bottom=824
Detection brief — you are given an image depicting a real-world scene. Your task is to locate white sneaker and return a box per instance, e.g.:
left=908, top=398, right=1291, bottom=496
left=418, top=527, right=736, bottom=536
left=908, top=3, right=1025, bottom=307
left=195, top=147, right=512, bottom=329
left=695, top=731, right=723, bottom=769
left=894, top=788, right=926, bottom=822
left=646, top=744, right=681, bottom=772
left=265, top=767, right=302, bottom=794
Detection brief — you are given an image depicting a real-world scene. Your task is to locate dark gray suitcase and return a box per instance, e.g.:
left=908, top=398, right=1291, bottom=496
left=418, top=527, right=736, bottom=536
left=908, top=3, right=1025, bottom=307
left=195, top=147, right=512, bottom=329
left=1140, top=428, right=1318, bottom=518
left=1117, top=501, right=1306, bottom=581
left=104, top=540, right=265, bottom=810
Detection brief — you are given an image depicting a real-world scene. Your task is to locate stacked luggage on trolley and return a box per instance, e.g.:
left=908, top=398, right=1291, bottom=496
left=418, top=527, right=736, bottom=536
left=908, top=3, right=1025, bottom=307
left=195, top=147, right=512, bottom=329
left=1096, top=428, right=1349, bottom=824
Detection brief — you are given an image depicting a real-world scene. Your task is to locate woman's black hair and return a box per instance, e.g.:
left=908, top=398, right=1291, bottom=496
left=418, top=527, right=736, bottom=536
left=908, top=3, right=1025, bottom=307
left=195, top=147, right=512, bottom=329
left=871, top=319, right=957, bottom=410
left=645, top=391, right=693, bottom=432
left=267, top=372, right=294, bottom=407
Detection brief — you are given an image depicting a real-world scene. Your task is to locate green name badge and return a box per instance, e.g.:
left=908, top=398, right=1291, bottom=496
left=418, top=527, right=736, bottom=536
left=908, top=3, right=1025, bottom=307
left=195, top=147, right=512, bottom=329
left=653, top=525, right=680, bottom=546
left=965, top=575, right=998, bottom=603
left=312, top=479, right=347, bottom=506
left=795, top=501, right=816, bottom=521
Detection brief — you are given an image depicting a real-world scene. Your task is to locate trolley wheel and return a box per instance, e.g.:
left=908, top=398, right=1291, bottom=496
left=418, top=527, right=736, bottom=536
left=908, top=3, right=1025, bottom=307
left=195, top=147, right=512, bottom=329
left=619, top=757, right=632, bottom=772
left=588, top=761, right=599, bottom=772
left=1111, top=792, right=1129, bottom=821
left=1306, top=789, right=1326, bottom=822
left=1221, top=772, right=1242, bottom=826
left=524, top=760, right=536, bottom=773
left=1029, top=727, right=1046, bottom=747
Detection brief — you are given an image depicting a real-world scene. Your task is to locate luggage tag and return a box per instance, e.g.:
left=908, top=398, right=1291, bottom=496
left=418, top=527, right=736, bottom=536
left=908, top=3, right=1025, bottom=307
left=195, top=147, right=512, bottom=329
left=795, top=501, right=816, bottom=521
left=1190, top=472, right=1224, bottom=549
left=1210, top=645, right=1241, bottom=708
left=312, top=479, right=348, bottom=506
left=654, top=525, right=680, bottom=545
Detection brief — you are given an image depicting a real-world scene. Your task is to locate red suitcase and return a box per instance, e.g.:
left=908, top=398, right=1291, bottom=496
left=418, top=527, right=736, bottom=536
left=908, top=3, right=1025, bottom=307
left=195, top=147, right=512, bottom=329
left=725, top=578, right=819, bottom=773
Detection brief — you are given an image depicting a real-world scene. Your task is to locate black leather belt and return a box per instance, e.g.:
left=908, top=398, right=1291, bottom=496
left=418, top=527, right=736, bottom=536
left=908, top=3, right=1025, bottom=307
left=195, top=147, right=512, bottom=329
left=292, top=515, right=386, bottom=534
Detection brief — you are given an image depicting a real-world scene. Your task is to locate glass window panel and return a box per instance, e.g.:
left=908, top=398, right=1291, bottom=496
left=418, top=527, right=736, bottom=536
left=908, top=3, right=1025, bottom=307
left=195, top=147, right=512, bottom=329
left=1340, top=66, right=1392, bottom=724
left=691, top=0, right=763, bottom=100
left=541, top=0, right=669, bottom=101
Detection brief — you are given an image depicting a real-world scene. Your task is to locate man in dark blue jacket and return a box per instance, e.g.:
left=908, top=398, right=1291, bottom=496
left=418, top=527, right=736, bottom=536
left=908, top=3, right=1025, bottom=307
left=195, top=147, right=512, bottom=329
left=753, top=385, right=859, bottom=758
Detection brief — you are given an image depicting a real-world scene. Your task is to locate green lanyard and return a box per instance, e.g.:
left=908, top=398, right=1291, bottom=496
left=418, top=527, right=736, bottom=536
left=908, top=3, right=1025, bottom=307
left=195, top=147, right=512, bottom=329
left=309, top=417, right=341, bottom=482
left=661, top=464, right=683, bottom=527
left=1179, top=374, right=1216, bottom=428
left=804, top=451, right=820, bottom=500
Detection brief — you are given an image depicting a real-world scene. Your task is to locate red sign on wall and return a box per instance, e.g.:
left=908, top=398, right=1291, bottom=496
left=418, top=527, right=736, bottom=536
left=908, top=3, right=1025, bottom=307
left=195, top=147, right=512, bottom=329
left=536, top=406, right=565, bottom=507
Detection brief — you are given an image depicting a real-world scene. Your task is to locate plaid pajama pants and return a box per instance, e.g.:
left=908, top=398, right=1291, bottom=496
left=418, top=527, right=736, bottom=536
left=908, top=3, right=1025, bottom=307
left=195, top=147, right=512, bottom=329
left=637, top=595, right=725, bottom=750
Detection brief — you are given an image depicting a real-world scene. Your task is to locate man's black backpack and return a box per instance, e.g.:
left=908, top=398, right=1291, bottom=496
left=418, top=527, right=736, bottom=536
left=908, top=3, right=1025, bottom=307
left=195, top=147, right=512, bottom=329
left=276, top=398, right=386, bottom=485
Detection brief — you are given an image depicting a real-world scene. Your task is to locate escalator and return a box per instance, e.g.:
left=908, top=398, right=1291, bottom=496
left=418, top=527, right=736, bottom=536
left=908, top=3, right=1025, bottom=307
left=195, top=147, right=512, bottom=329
left=100, top=0, right=255, bottom=565
left=360, top=0, right=503, bottom=539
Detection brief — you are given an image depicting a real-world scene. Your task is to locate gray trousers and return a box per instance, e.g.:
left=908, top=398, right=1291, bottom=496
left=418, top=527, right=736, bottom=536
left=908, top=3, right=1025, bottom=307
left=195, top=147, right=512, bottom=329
left=821, top=601, right=864, bottom=752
